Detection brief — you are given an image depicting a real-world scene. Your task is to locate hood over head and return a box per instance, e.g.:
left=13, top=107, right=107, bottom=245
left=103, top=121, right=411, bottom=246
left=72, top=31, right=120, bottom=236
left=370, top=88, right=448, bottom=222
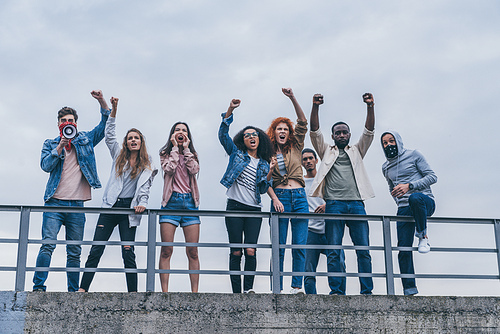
left=381, top=130, right=405, bottom=160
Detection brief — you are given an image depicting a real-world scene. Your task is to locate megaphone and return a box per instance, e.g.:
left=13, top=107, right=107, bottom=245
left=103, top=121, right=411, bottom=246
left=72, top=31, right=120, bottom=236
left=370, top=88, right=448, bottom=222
left=61, top=122, right=78, bottom=139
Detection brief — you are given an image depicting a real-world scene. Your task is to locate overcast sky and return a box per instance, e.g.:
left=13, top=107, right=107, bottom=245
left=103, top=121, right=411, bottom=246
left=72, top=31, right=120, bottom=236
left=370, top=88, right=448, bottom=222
left=1, top=1, right=499, bottom=295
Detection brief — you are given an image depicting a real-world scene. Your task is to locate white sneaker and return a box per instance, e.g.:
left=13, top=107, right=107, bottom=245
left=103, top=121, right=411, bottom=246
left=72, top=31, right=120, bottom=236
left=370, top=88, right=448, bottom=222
left=290, top=288, right=305, bottom=295
left=418, top=237, right=431, bottom=254
left=244, top=289, right=256, bottom=294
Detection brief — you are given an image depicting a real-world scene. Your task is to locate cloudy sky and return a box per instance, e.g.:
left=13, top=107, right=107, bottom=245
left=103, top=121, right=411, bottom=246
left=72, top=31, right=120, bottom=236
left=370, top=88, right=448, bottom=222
left=1, top=1, right=499, bottom=295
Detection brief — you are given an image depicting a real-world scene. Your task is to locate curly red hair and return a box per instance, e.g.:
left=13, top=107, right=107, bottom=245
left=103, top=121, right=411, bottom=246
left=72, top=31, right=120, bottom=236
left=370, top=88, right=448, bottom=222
left=266, top=117, right=298, bottom=154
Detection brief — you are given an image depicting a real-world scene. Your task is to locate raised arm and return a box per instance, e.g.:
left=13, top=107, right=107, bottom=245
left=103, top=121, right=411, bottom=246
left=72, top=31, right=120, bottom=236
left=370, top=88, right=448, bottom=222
left=218, top=99, right=240, bottom=155
left=310, top=93, right=324, bottom=132
left=282, top=88, right=306, bottom=122
left=224, top=99, right=240, bottom=119
left=105, top=97, right=121, bottom=157
left=362, top=93, right=375, bottom=131
left=91, top=90, right=110, bottom=111
left=87, top=90, right=111, bottom=146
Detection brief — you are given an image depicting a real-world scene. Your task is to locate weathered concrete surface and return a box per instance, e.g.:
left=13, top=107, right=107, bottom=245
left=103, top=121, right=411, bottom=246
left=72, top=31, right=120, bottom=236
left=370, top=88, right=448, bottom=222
left=1, top=292, right=498, bottom=333
left=0, top=291, right=26, bottom=334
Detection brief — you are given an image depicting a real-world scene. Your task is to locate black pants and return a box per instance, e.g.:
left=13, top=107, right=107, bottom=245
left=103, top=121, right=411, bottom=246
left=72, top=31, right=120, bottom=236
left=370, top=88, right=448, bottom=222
left=225, top=199, right=262, bottom=293
left=80, top=198, right=137, bottom=292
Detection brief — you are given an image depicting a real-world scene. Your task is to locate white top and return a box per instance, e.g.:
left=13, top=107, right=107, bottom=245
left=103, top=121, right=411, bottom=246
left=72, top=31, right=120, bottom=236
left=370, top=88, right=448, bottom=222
left=304, top=177, right=326, bottom=234
left=227, top=155, right=261, bottom=207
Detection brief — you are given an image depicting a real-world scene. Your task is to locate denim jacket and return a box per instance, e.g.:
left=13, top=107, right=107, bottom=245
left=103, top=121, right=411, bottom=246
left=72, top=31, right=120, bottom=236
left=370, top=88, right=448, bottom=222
left=41, top=107, right=111, bottom=202
left=218, top=113, right=271, bottom=205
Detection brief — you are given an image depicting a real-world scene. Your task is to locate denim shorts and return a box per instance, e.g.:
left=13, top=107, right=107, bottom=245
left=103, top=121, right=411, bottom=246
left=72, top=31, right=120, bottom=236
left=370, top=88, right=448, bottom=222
left=159, top=192, right=201, bottom=227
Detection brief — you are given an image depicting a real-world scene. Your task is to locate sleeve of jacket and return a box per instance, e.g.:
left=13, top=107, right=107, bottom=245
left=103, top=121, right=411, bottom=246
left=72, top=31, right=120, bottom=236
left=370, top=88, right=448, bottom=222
left=218, top=113, right=237, bottom=155
left=40, top=139, right=62, bottom=173
left=183, top=148, right=200, bottom=176
left=105, top=117, right=121, bottom=158
left=87, top=107, right=111, bottom=147
left=257, top=162, right=271, bottom=194
left=309, top=127, right=329, bottom=160
left=294, top=119, right=308, bottom=151
left=356, top=128, right=375, bottom=158
left=412, top=150, right=437, bottom=190
left=136, top=167, right=158, bottom=207
left=160, top=147, right=179, bottom=176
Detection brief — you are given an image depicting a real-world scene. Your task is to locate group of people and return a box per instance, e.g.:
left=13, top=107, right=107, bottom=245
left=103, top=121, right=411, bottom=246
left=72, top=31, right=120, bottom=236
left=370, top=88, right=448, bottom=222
left=33, top=88, right=437, bottom=296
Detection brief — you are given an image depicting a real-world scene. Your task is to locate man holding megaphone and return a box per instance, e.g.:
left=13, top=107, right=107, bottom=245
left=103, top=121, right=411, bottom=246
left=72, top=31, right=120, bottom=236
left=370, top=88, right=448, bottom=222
left=33, top=90, right=111, bottom=292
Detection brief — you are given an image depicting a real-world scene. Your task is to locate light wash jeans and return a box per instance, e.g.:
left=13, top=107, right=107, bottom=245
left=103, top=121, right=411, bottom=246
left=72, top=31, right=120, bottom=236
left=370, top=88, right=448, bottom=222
left=33, top=198, right=85, bottom=292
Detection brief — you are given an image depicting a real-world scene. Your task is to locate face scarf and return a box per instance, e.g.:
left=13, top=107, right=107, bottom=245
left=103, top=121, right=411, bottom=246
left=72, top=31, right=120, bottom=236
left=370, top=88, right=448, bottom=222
left=59, top=122, right=77, bottom=151
left=384, top=144, right=398, bottom=159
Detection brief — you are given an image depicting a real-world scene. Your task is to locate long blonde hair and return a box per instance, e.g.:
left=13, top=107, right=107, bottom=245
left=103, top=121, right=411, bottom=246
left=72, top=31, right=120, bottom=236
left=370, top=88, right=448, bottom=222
left=115, top=128, right=151, bottom=179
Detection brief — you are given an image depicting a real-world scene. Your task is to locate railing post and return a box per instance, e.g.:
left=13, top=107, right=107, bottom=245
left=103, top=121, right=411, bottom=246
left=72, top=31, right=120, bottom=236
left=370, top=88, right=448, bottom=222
left=382, top=216, right=395, bottom=295
left=15, top=207, right=31, bottom=291
left=146, top=210, right=157, bottom=292
left=270, top=213, right=281, bottom=294
left=494, top=219, right=500, bottom=283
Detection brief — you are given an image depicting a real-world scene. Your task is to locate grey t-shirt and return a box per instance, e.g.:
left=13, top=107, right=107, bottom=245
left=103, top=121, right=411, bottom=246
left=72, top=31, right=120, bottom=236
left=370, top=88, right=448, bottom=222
left=118, top=168, right=139, bottom=199
left=324, top=149, right=362, bottom=201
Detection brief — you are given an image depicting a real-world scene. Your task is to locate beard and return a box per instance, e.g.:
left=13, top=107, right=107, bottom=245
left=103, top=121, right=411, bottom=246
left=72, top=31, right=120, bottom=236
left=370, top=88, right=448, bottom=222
left=335, top=138, right=350, bottom=149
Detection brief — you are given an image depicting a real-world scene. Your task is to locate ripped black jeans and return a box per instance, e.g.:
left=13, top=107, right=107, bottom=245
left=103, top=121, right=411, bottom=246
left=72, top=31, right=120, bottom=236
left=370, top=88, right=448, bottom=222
left=80, top=198, right=137, bottom=292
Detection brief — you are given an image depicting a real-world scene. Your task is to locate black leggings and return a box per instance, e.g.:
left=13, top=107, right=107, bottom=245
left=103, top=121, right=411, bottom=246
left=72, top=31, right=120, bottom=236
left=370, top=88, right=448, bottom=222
left=225, top=199, right=262, bottom=293
left=80, top=198, right=137, bottom=292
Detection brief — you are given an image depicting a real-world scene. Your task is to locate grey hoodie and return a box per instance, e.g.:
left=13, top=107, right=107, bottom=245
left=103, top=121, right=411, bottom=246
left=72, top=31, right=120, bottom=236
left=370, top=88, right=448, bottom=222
left=381, top=131, right=437, bottom=207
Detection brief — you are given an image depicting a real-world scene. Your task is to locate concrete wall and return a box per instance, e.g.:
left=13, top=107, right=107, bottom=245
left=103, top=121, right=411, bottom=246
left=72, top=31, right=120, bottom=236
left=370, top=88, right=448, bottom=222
left=1, top=291, right=499, bottom=333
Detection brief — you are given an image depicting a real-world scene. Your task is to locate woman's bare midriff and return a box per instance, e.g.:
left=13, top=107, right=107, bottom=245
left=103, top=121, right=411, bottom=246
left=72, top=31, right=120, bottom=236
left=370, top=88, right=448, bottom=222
left=275, top=179, right=303, bottom=189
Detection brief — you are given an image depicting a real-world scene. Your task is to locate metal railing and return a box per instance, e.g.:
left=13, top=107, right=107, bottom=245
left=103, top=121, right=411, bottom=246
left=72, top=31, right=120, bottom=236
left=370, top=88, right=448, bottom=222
left=1, top=204, right=499, bottom=294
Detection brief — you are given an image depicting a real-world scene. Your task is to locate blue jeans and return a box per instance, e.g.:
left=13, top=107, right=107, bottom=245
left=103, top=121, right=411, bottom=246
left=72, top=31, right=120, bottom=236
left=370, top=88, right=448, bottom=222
left=271, top=188, right=308, bottom=290
left=325, top=200, right=373, bottom=295
left=397, top=193, right=436, bottom=295
left=304, top=231, right=346, bottom=294
left=33, top=198, right=86, bottom=292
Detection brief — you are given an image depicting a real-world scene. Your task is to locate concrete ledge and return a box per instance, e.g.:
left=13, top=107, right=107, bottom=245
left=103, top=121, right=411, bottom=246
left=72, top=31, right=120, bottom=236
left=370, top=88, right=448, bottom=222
left=1, top=292, right=499, bottom=333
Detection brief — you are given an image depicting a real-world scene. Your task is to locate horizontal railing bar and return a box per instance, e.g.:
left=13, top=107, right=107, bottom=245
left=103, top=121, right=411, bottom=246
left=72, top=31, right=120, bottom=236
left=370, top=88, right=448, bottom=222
left=1, top=205, right=496, bottom=225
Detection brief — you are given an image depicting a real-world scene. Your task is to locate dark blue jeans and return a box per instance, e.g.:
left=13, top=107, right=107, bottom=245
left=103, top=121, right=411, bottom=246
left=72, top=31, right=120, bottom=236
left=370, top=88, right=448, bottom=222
left=304, top=231, right=346, bottom=294
left=33, top=198, right=85, bottom=292
left=271, top=188, right=309, bottom=290
left=325, top=200, right=373, bottom=295
left=397, top=193, right=436, bottom=295
left=80, top=198, right=137, bottom=292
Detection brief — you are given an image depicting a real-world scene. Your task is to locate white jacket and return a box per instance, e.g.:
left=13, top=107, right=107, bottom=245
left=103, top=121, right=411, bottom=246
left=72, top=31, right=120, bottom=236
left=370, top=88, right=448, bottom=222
left=309, top=127, right=375, bottom=201
left=101, top=117, right=158, bottom=227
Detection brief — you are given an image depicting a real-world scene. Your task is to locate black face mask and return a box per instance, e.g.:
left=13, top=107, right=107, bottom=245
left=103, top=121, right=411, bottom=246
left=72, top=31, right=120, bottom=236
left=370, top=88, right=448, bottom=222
left=384, top=144, right=398, bottom=159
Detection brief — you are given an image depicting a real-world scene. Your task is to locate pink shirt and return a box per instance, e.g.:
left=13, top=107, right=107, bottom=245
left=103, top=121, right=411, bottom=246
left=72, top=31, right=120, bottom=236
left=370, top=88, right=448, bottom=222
left=53, top=147, right=91, bottom=201
left=160, top=146, right=200, bottom=207
left=172, top=154, right=192, bottom=194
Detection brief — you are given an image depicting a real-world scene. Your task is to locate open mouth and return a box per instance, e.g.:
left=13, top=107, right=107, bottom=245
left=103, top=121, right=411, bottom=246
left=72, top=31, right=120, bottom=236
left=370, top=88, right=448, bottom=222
left=177, top=135, right=184, bottom=141
left=250, top=139, right=256, bottom=145
left=279, top=134, right=286, bottom=141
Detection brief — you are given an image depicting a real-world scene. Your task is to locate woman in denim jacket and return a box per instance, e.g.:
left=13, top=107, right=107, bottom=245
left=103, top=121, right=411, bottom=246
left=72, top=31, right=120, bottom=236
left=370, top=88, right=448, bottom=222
left=79, top=97, right=157, bottom=292
left=219, top=99, right=275, bottom=293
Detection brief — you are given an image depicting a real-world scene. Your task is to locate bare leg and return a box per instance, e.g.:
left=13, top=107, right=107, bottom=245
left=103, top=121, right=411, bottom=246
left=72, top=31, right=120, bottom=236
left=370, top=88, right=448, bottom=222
left=183, top=224, right=200, bottom=293
left=159, top=223, right=177, bottom=292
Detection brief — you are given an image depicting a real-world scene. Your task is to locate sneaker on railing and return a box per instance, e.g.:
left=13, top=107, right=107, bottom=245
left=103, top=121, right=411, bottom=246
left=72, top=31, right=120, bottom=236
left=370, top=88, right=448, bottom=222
left=244, top=289, right=256, bottom=294
left=418, top=237, right=431, bottom=254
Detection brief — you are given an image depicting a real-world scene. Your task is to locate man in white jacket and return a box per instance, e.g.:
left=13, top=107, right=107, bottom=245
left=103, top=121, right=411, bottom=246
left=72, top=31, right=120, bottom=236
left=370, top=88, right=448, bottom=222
left=309, top=93, right=375, bottom=295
